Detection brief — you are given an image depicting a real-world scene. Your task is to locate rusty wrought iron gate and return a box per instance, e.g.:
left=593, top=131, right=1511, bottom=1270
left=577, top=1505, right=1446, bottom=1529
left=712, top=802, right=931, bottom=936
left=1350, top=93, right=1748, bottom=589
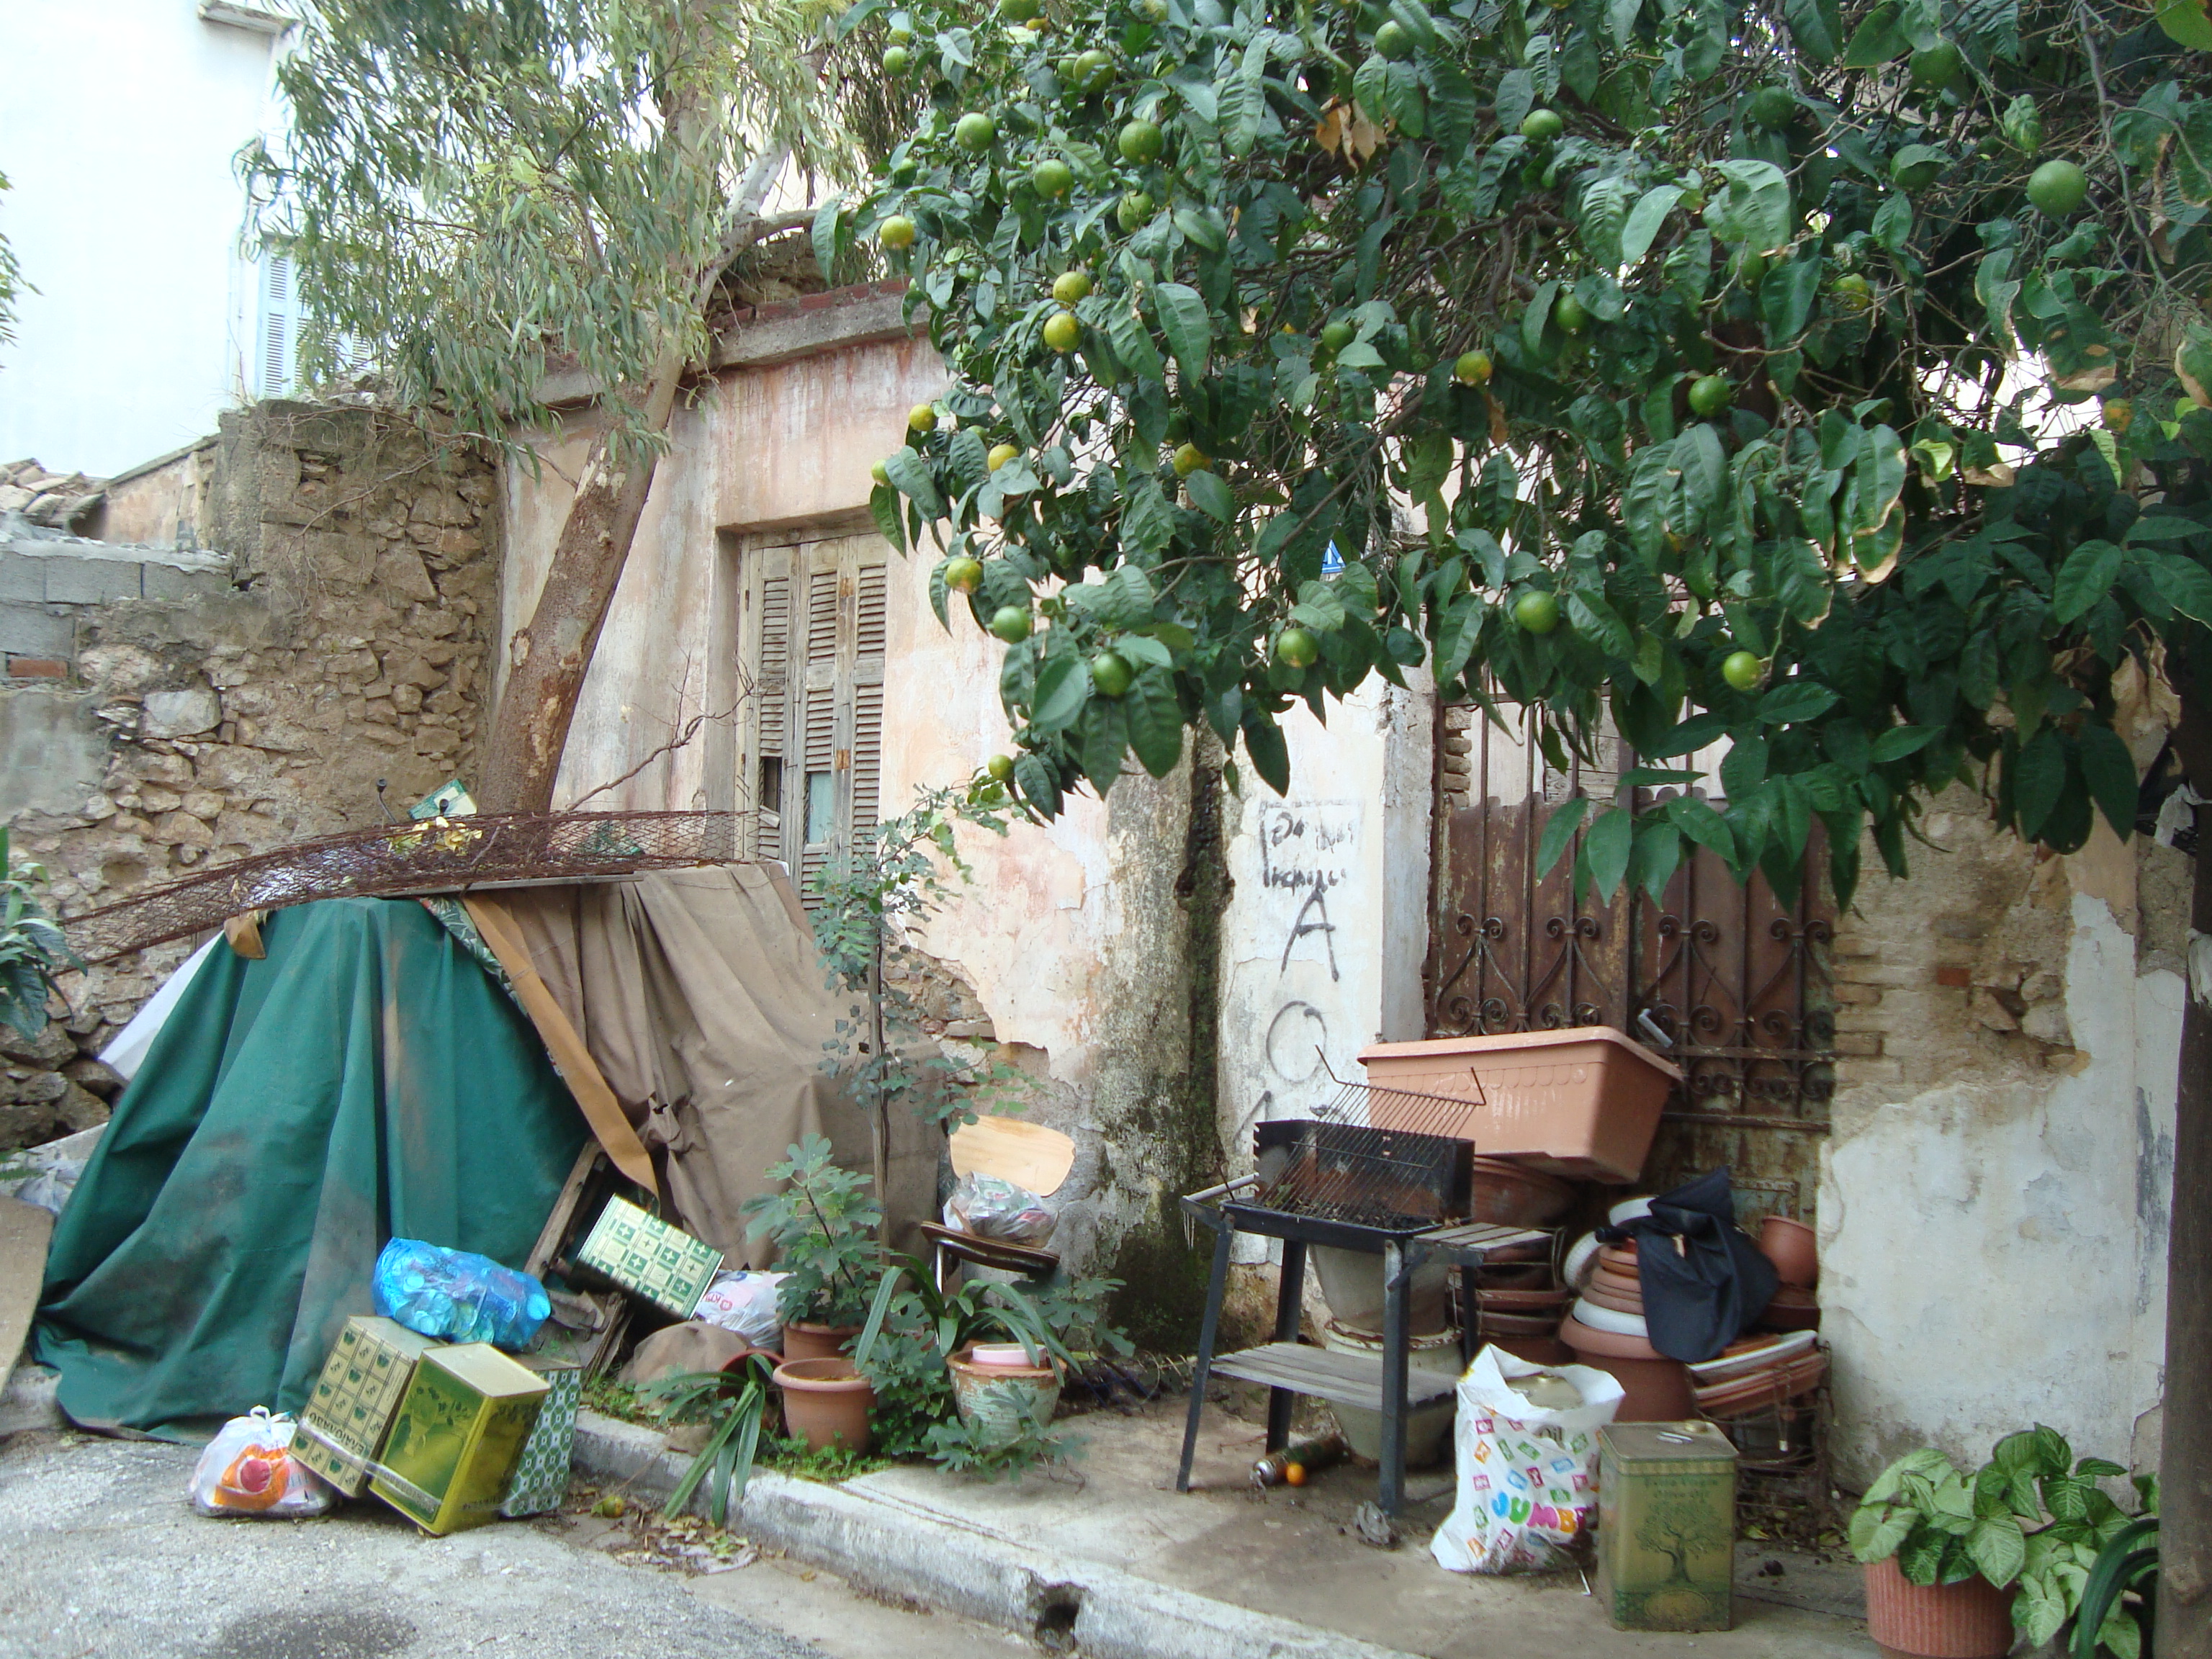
left=1424, top=704, right=1835, bottom=1225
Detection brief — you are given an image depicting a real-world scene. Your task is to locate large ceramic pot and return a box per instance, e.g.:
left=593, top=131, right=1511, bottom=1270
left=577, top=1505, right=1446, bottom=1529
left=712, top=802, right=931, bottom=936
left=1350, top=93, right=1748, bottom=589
left=1863, top=1557, right=2017, bottom=1658
left=1558, top=1313, right=1694, bottom=1420
left=1467, top=1157, right=1577, bottom=1226
left=946, top=1345, right=1062, bottom=1448
left=1319, top=1321, right=1460, bottom=1468
left=773, top=1357, right=876, bottom=1455
left=780, top=1321, right=861, bottom=1362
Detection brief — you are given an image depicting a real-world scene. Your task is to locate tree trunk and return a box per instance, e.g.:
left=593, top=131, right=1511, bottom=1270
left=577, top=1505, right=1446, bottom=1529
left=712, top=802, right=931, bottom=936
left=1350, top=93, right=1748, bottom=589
left=2162, top=691, right=2212, bottom=1658
left=475, top=136, right=792, bottom=813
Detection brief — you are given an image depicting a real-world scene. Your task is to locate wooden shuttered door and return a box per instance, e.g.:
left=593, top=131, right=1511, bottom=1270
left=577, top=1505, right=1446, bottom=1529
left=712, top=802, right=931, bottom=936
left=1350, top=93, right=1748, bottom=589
left=739, top=535, right=889, bottom=899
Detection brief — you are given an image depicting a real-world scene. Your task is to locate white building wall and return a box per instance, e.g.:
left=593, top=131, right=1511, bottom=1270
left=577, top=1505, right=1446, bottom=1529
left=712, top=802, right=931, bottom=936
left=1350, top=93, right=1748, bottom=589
left=0, top=1, right=284, bottom=475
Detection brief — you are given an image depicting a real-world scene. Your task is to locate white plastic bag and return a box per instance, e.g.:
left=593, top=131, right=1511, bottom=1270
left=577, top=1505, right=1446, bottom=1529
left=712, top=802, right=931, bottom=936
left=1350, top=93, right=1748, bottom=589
left=1429, top=1346, right=1624, bottom=1574
left=693, top=1270, right=788, bottom=1349
left=943, top=1172, right=1054, bottom=1244
left=189, top=1408, right=337, bottom=1519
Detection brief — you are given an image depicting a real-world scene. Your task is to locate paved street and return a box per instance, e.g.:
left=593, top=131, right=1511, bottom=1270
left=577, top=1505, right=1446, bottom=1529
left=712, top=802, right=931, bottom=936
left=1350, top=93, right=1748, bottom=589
left=0, top=1431, right=840, bottom=1659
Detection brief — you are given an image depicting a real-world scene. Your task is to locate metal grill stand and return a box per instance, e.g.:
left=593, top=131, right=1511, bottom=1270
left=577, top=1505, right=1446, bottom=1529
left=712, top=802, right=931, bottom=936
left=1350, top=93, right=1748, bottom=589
left=1175, top=1180, right=1550, bottom=1515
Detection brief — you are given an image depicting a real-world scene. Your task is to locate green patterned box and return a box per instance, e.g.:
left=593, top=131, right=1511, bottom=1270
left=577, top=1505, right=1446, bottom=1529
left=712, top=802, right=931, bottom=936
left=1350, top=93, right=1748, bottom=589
left=1595, top=1420, right=1738, bottom=1632
left=574, top=1195, right=722, bottom=1318
left=371, top=1343, right=548, bottom=1535
left=295, top=1316, right=440, bottom=1497
left=500, top=1357, right=582, bottom=1517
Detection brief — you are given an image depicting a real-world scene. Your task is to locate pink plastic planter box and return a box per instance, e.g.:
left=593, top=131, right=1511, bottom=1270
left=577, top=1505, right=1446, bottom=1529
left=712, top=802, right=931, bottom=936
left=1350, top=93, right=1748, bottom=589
left=1355, top=1027, right=1683, bottom=1183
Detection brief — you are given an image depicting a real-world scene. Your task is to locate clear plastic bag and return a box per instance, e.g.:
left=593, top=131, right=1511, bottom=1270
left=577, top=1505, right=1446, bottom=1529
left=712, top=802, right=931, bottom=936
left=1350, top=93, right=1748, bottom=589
left=693, top=1270, right=788, bottom=1349
left=943, top=1172, right=1055, bottom=1245
left=372, top=1236, right=549, bottom=1349
left=189, top=1408, right=337, bottom=1519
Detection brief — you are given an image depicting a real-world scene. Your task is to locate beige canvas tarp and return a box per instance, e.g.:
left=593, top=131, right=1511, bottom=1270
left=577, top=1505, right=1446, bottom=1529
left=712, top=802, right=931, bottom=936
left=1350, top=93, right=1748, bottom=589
left=464, top=863, right=937, bottom=1259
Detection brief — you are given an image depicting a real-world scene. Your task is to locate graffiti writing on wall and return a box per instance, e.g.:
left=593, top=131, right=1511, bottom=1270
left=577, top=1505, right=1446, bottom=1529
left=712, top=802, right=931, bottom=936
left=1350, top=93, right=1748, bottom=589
left=1251, top=801, right=1362, bottom=1118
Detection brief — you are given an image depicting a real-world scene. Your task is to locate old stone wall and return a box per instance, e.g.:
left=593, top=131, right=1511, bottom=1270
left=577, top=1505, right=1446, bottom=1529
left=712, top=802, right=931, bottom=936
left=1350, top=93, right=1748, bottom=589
left=0, top=403, right=500, bottom=1151
left=1820, top=794, right=2182, bottom=1486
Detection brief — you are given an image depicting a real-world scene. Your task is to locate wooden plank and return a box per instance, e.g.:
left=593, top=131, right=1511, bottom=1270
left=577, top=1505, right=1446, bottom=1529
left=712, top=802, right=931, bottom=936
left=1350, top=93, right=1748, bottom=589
left=948, top=1115, right=1076, bottom=1196
left=0, top=1194, right=55, bottom=1384
left=525, top=1143, right=607, bottom=1281
left=1211, top=1342, right=1457, bottom=1412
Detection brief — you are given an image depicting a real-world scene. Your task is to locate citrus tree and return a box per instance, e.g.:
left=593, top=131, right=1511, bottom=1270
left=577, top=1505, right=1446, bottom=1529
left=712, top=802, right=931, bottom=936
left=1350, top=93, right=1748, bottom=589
left=836, top=0, right=2212, bottom=1641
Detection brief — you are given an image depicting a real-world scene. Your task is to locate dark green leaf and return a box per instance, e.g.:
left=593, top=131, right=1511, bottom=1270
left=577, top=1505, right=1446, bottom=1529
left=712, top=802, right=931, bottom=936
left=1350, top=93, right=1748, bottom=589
left=2053, top=539, right=2123, bottom=624
left=1184, top=469, right=1234, bottom=521
left=2013, top=729, right=2069, bottom=840
left=1152, top=282, right=1213, bottom=376
left=1124, top=668, right=1185, bottom=775
left=1032, top=655, right=1091, bottom=731
left=1760, top=680, right=1839, bottom=725
left=1584, top=806, right=1634, bottom=899
left=1536, top=795, right=1592, bottom=877
left=1241, top=708, right=1291, bottom=794
left=2077, top=722, right=2139, bottom=838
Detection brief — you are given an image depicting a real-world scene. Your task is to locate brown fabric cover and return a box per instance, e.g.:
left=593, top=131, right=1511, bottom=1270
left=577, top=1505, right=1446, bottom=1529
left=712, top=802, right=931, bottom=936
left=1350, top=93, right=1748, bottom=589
left=484, top=864, right=936, bottom=1261
left=621, top=1321, right=758, bottom=1385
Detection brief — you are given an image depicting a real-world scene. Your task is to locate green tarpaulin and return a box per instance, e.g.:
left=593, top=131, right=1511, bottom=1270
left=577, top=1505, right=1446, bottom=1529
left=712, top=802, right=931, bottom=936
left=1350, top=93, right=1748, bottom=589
left=35, top=897, right=588, bottom=1439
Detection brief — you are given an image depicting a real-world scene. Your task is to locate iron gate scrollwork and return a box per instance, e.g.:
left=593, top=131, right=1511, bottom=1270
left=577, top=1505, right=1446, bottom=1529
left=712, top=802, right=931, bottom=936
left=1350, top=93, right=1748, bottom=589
left=1424, top=705, right=1835, bottom=1223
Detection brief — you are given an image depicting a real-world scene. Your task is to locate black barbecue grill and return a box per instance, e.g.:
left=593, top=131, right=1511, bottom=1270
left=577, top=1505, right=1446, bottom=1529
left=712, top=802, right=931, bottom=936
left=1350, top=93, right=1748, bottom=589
left=1174, top=1076, right=1560, bottom=1514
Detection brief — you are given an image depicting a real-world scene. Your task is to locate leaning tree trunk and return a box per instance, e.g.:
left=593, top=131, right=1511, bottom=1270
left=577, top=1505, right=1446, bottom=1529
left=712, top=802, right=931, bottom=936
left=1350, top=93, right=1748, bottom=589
left=475, top=136, right=792, bottom=813
left=2163, top=691, right=2212, bottom=1658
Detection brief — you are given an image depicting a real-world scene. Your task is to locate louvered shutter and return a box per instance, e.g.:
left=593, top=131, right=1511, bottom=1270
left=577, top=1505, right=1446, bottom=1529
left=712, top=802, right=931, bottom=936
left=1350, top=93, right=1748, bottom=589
left=256, top=255, right=301, bottom=395
left=737, top=535, right=890, bottom=899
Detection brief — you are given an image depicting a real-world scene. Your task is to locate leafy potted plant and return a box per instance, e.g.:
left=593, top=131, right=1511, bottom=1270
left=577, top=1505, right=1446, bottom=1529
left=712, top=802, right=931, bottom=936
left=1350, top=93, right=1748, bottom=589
left=742, top=1135, right=884, bottom=1359
left=1851, top=1426, right=2155, bottom=1659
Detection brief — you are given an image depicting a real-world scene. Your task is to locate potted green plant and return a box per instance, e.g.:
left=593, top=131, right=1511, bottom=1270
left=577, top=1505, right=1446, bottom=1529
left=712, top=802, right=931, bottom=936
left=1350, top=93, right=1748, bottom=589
left=741, top=1135, right=884, bottom=1359
left=1851, top=1427, right=2155, bottom=1659
left=635, top=1354, right=778, bottom=1525
left=857, top=1259, right=1130, bottom=1459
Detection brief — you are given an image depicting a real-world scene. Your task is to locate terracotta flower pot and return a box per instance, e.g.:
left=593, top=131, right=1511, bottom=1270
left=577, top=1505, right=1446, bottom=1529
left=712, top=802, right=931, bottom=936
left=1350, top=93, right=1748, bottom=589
left=1467, top=1156, right=1577, bottom=1227
left=1863, top=1557, right=2016, bottom=1658
left=945, top=1344, right=1062, bottom=1449
left=1559, top=1313, right=1695, bottom=1421
left=1488, top=1334, right=1575, bottom=1367
left=773, top=1357, right=875, bottom=1455
left=780, top=1321, right=861, bottom=1362
left=1758, top=1215, right=1819, bottom=1288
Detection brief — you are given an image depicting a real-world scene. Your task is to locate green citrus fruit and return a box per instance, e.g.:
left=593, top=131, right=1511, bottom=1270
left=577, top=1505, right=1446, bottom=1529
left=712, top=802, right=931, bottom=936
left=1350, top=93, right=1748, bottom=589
left=878, top=213, right=917, bottom=250
left=887, top=19, right=914, bottom=42
left=1554, top=290, right=1590, bottom=333
left=956, top=112, right=998, bottom=152
left=1043, top=310, right=1082, bottom=352
left=1372, top=19, right=1413, bottom=59
left=1320, top=320, right=1356, bottom=353
left=1172, top=441, right=1209, bottom=477
left=1089, top=650, right=1135, bottom=698
left=997, top=0, right=1040, bottom=19
left=1722, top=650, right=1764, bottom=692
left=944, top=555, right=984, bottom=593
left=909, top=403, right=940, bottom=433
left=1747, top=86, right=1795, bottom=131
left=1052, top=270, right=1092, bottom=305
left=1116, top=189, right=1154, bottom=231
left=881, top=44, right=912, bottom=73
left=1076, top=48, right=1114, bottom=90
left=987, top=442, right=1021, bottom=472
left=986, top=753, right=1016, bottom=783
left=1519, top=108, right=1564, bottom=143
left=989, top=605, right=1033, bottom=642
left=1032, top=158, right=1074, bottom=198
left=1275, top=626, right=1319, bottom=669
left=1910, top=40, right=1963, bottom=90
left=871, top=459, right=891, bottom=487
left=1118, top=118, right=1164, bottom=163
left=1454, top=349, right=1493, bottom=386
left=2027, top=158, right=2087, bottom=217
left=1688, top=374, right=1733, bottom=418
left=2103, top=397, right=2134, bottom=435
left=1734, top=248, right=1769, bottom=286
left=1832, top=273, right=1874, bottom=313
left=1514, top=591, right=1561, bottom=634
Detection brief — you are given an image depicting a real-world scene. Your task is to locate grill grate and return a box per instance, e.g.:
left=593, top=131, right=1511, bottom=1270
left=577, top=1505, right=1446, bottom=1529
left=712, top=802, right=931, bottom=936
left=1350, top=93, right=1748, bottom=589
left=60, top=810, right=745, bottom=963
left=1249, top=1079, right=1484, bottom=1228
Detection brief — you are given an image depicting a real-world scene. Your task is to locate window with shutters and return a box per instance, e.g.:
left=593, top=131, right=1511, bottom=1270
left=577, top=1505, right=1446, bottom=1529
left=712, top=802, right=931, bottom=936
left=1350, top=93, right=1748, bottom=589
left=737, top=534, right=888, bottom=897
left=254, top=255, right=301, bottom=397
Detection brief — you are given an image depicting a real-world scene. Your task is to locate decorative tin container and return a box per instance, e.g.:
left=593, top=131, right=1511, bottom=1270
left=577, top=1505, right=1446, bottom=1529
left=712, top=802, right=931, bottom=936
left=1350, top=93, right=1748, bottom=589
left=293, top=1316, right=440, bottom=1497
left=371, top=1343, right=548, bottom=1535
left=573, top=1195, right=722, bottom=1318
left=1595, top=1419, right=1738, bottom=1632
left=499, top=1355, right=583, bottom=1517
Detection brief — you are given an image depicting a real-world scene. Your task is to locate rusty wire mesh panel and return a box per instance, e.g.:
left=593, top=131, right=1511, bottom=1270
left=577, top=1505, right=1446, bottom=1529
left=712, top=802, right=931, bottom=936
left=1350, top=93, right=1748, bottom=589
left=63, top=811, right=746, bottom=963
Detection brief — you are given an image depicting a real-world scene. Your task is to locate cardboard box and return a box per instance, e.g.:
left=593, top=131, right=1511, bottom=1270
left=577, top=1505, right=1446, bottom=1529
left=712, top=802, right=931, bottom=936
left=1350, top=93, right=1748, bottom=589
left=574, top=1195, right=721, bottom=1319
left=371, top=1343, right=549, bottom=1535
left=500, top=1356, right=583, bottom=1517
left=294, top=1316, right=440, bottom=1497
left=1595, top=1420, right=1738, bottom=1632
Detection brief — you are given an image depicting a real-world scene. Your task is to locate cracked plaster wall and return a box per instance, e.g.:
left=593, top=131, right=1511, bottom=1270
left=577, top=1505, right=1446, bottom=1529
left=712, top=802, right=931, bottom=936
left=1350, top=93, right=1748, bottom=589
left=1821, top=795, right=2182, bottom=1487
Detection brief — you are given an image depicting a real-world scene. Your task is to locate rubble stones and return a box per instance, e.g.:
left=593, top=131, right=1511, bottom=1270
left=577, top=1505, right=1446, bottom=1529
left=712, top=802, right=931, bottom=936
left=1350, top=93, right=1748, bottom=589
left=140, top=686, right=222, bottom=737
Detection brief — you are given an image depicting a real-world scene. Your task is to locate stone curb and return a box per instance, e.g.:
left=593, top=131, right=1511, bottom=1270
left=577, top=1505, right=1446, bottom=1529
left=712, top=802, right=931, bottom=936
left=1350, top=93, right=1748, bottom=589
left=571, top=1410, right=1425, bottom=1659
